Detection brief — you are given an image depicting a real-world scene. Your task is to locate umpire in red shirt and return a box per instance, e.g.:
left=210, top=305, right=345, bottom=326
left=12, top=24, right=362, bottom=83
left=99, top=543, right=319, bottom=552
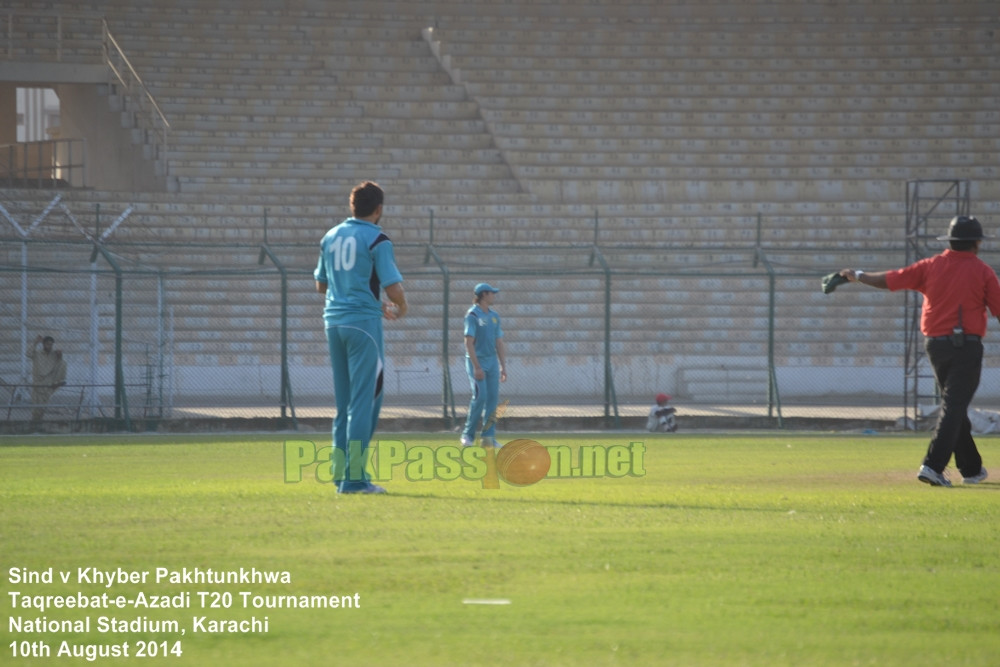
left=840, top=216, right=999, bottom=487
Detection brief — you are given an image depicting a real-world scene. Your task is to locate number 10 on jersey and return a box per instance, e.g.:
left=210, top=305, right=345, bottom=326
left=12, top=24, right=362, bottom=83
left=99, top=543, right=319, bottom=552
left=329, top=236, right=357, bottom=271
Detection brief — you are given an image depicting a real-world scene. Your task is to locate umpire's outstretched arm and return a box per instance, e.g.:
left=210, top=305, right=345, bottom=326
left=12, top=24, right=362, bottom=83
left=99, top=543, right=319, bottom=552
left=839, top=269, right=888, bottom=289
left=841, top=268, right=1000, bottom=327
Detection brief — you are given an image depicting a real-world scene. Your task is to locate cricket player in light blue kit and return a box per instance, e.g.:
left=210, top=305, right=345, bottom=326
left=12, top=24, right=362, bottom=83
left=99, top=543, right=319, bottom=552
left=315, top=181, right=407, bottom=494
left=461, top=283, right=507, bottom=447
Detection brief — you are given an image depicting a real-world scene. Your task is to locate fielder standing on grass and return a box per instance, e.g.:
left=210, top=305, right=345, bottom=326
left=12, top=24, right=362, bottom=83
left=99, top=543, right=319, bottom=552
left=461, top=283, right=507, bottom=448
left=838, top=215, right=997, bottom=487
left=315, top=181, right=407, bottom=494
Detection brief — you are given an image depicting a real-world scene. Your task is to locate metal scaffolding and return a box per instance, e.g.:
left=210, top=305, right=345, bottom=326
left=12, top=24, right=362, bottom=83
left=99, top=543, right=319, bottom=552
left=903, top=180, right=970, bottom=428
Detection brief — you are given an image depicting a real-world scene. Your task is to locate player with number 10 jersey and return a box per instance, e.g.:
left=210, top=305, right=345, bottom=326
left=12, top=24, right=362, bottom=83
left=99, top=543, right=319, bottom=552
left=314, top=181, right=406, bottom=494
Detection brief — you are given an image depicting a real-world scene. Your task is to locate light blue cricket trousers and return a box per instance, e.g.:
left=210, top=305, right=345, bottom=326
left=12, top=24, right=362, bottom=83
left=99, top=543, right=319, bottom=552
left=462, top=355, right=500, bottom=443
left=326, top=318, right=384, bottom=492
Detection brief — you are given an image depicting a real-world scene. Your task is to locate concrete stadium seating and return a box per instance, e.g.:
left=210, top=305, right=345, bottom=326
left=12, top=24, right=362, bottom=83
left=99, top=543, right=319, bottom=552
left=2, top=0, right=999, bottom=409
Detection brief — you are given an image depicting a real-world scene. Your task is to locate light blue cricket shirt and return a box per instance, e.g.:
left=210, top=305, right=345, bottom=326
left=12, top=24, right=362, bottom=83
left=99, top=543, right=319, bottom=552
left=314, top=218, right=403, bottom=327
left=464, top=304, right=503, bottom=360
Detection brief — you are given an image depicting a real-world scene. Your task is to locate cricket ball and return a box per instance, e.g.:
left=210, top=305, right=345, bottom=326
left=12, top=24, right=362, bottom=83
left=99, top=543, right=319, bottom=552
left=496, top=439, right=550, bottom=486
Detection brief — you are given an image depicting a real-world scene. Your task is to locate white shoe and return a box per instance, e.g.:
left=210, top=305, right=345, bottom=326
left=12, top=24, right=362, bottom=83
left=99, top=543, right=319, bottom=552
left=963, top=467, right=988, bottom=484
left=917, top=465, right=952, bottom=487
left=460, top=437, right=474, bottom=447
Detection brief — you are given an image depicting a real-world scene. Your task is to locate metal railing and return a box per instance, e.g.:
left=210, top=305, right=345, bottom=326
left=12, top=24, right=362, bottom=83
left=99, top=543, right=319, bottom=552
left=2, top=11, right=169, bottom=181
left=101, top=18, right=170, bottom=176
left=1, top=381, right=150, bottom=425
left=0, top=139, right=87, bottom=189
left=3, top=11, right=100, bottom=62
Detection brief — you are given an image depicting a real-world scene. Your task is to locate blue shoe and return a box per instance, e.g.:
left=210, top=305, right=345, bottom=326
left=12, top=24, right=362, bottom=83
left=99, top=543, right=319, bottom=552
left=338, top=483, right=387, bottom=495
left=963, top=467, right=988, bottom=485
left=917, top=465, right=952, bottom=487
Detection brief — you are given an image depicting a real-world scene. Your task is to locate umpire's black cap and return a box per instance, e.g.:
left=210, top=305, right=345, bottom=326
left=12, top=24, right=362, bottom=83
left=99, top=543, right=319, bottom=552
left=937, top=216, right=986, bottom=241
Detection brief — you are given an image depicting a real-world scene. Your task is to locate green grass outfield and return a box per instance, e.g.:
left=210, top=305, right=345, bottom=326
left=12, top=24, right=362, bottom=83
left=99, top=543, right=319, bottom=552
left=1, top=432, right=998, bottom=666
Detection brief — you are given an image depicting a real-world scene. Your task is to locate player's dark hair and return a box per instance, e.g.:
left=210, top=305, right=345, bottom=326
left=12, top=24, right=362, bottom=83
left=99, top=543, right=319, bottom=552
left=43, top=335, right=54, bottom=344
left=350, top=181, right=384, bottom=219
left=950, top=240, right=977, bottom=252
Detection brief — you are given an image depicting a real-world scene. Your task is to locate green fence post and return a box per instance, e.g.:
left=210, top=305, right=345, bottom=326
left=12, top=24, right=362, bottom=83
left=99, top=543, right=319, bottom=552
left=590, top=245, right=620, bottom=428
left=425, top=243, right=455, bottom=425
left=258, top=244, right=297, bottom=430
left=755, top=249, right=783, bottom=428
left=90, top=243, right=131, bottom=431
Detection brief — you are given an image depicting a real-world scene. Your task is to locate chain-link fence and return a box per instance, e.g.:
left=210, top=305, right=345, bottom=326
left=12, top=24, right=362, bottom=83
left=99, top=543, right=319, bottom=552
left=0, top=239, right=286, bottom=428
left=7, top=190, right=1000, bottom=433
left=4, top=231, right=965, bottom=433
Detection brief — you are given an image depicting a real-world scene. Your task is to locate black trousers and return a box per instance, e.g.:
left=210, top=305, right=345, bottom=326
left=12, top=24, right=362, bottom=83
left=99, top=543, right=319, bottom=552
left=924, top=338, right=984, bottom=476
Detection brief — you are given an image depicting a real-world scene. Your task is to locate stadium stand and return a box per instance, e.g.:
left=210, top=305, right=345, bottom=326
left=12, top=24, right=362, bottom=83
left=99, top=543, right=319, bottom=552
left=1, top=0, right=998, bottom=424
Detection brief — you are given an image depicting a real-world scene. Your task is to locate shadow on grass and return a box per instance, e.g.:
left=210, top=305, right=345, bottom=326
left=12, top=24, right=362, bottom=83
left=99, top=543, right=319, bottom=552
left=954, top=481, right=1000, bottom=491
left=354, top=490, right=802, bottom=513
